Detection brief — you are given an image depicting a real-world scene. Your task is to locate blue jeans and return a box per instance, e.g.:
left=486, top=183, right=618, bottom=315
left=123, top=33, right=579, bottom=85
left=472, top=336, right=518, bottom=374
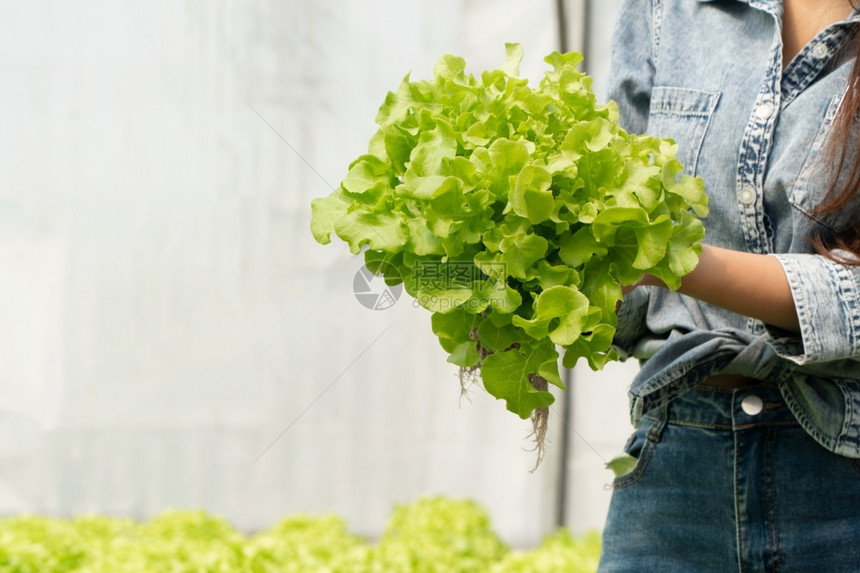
left=598, top=384, right=860, bottom=572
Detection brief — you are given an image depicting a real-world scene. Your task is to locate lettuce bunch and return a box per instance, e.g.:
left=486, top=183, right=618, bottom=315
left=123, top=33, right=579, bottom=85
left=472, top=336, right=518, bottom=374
left=311, top=44, right=707, bottom=422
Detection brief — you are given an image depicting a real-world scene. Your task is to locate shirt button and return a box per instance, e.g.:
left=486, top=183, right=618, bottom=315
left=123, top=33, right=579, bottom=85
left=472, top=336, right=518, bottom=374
left=812, top=42, right=829, bottom=59
left=741, top=394, right=764, bottom=416
left=739, top=187, right=756, bottom=205
left=755, top=100, right=774, bottom=120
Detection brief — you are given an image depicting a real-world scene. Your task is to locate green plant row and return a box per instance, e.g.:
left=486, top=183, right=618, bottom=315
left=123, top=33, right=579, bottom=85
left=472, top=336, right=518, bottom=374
left=0, top=497, right=599, bottom=572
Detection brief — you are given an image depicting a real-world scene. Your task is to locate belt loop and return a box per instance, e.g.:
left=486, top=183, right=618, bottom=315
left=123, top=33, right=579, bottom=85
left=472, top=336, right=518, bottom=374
left=646, top=402, right=669, bottom=443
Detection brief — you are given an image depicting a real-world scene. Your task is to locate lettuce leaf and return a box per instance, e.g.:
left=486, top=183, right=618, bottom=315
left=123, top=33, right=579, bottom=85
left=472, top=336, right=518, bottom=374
left=310, top=44, right=708, bottom=420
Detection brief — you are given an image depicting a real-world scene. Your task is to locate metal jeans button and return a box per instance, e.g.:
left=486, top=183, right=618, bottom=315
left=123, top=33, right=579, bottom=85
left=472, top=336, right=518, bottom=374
left=741, top=394, right=764, bottom=416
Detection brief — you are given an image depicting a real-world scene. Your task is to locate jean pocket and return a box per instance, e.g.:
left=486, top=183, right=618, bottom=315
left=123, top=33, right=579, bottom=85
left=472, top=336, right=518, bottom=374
left=647, top=86, right=720, bottom=177
left=612, top=422, right=658, bottom=490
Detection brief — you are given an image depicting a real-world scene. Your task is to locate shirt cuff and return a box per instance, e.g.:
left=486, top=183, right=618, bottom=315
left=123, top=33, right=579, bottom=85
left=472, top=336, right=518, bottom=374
left=768, top=253, right=860, bottom=364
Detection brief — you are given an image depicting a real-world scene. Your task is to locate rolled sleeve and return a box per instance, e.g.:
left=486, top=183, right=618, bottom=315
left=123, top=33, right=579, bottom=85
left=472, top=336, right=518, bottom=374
left=607, top=0, right=656, bottom=135
left=767, top=253, right=860, bottom=364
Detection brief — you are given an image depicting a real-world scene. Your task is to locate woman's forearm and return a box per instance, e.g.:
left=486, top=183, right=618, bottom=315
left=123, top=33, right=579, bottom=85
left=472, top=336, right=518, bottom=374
left=643, top=244, right=801, bottom=332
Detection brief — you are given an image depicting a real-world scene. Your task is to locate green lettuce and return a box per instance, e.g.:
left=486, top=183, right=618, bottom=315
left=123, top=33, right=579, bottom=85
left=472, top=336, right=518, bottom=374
left=0, top=498, right=601, bottom=572
left=311, top=44, right=707, bottom=423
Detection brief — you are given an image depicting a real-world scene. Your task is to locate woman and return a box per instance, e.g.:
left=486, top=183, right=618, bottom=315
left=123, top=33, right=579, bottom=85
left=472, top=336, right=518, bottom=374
left=600, top=0, right=860, bottom=571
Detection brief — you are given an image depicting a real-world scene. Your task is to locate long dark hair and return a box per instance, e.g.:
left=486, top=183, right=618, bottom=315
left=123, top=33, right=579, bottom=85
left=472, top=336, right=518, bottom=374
left=812, top=15, right=860, bottom=263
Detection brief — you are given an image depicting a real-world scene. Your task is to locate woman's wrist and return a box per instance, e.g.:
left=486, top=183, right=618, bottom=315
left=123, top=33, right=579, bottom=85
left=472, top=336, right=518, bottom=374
left=620, top=245, right=799, bottom=332
left=675, top=244, right=800, bottom=332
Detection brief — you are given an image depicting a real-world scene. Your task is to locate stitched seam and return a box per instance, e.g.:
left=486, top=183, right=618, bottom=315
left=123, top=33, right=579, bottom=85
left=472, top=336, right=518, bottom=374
left=836, top=265, right=860, bottom=361
left=789, top=94, right=845, bottom=220
left=777, top=257, right=816, bottom=364
left=692, top=91, right=721, bottom=176
left=661, top=420, right=797, bottom=430
left=666, top=419, right=732, bottom=430
left=611, top=438, right=655, bottom=490
left=765, top=427, right=775, bottom=572
left=734, top=421, right=799, bottom=430
left=781, top=28, right=851, bottom=109
left=735, top=431, right=746, bottom=573
left=652, top=0, right=663, bottom=70
left=754, top=75, right=779, bottom=252
left=767, top=427, right=782, bottom=573
left=649, top=109, right=711, bottom=118
left=779, top=383, right=836, bottom=450
left=838, top=378, right=857, bottom=452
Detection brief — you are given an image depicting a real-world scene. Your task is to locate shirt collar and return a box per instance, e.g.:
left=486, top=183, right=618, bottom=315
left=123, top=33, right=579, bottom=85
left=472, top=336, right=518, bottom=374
left=695, top=0, right=860, bottom=25
left=694, top=0, right=774, bottom=7
left=694, top=0, right=777, bottom=15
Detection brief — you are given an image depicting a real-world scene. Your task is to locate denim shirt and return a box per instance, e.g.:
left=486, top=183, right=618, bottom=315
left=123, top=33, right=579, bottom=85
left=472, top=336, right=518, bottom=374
left=609, top=0, right=860, bottom=457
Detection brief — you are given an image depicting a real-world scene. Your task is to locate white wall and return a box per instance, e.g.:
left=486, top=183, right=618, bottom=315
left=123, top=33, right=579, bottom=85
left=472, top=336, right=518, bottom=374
left=0, top=0, right=633, bottom=546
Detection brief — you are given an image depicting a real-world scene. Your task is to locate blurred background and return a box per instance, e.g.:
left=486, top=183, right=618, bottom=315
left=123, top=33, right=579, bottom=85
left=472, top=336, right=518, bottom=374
left=0, top=0, right=636, bottom=548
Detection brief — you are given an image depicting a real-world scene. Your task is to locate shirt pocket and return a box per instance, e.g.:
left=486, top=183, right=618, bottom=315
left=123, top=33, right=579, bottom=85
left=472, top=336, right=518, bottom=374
left=789, top=94, right=845, bottom=225
left=647, top=86, right=721, bottom=177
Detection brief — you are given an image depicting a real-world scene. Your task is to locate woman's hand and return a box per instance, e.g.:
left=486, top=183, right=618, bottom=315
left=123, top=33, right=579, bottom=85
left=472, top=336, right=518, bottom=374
left=620, top=273, right=663, bottom=296
left=623, top=244, right=801, bottom=333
